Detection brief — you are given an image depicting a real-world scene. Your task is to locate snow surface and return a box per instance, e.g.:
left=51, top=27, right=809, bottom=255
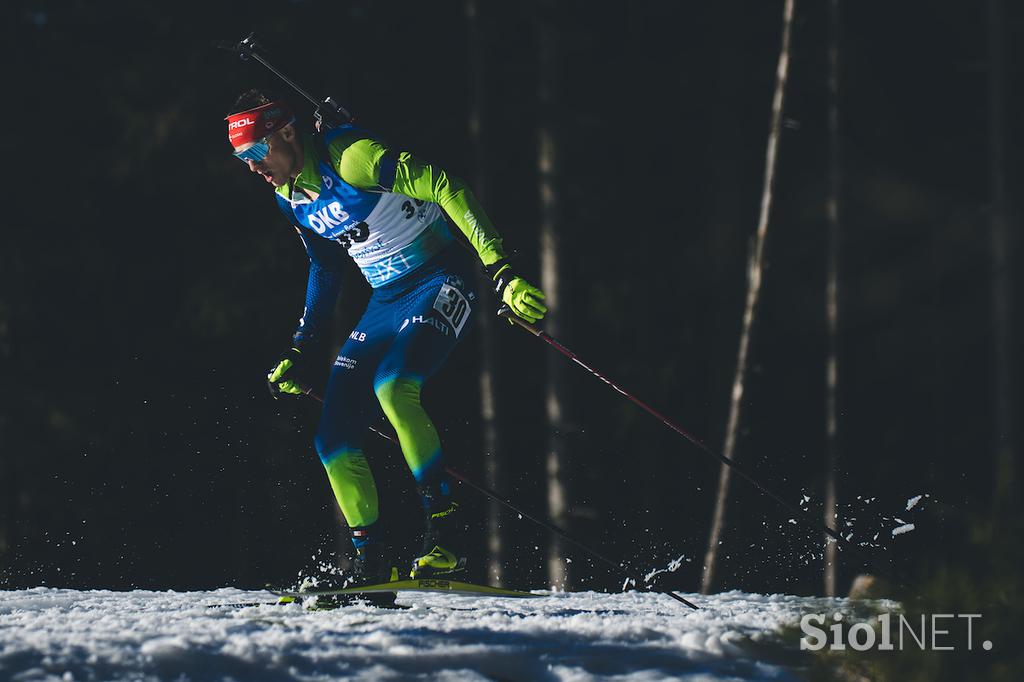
left=0, top=587, right=856, bottom=681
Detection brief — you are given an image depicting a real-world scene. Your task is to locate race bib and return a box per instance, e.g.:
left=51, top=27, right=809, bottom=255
left=432, top=283, right=471, bottom=338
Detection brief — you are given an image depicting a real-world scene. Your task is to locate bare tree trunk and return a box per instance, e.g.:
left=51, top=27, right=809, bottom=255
left=701, top=0, right=797, bottom=595
left=465, top=0, right=506, bottom=586
left=823, top=0, right=842, bottom=598
left=988, top=0, right=1016, bottom=515
left=538, top=0, right=570, bottom=590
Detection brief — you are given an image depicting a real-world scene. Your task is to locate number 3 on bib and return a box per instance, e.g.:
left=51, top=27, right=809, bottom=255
left=433, top=283, right=470, bottom=337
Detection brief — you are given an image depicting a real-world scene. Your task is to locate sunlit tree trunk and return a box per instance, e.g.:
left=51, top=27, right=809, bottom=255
left=701, top=0, right=796, bottom=595
left=538, top=0, right=570, bottom=590
left=823, top=0, right=842, bottom=597
left=465, top=0, right=506, bottom=586
left=988, top=0, right=1016, bottom=515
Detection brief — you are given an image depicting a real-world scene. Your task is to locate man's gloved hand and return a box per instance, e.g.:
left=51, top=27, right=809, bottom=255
left=493, top=264, right=548, bottom=324
left=267, top=347, right=314, bottom=398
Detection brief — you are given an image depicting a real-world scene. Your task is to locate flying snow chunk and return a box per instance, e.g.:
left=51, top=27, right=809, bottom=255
left=644, top=554, right=687, bottom=583
left=905, top=495, right=923, bottom=511
left=892, top=523, right=915, bottom=537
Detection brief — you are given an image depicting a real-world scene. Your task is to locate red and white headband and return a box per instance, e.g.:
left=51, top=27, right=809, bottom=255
left=226, top=101, right=295, bottom=150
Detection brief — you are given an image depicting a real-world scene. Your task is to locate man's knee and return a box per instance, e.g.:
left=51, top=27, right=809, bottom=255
left=314, top=428, right=356, bottom=465
left=314, top=400, right=375, bottom=462
left=374, top=375, right=423, bottom=417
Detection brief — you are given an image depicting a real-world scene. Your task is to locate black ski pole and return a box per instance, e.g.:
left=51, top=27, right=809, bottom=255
left=495, top=307, right=873, bottom=567
left=215, top=33, right=351, bottom=130
left=441, top=464, right=698, bottom=609
left=296, top=387, right=698, bottom=609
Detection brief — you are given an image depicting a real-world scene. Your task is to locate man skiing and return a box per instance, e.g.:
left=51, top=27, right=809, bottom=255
left=226, top=90, right=547, bottom=592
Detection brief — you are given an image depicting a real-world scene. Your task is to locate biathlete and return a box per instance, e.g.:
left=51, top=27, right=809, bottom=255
left=225, top=90, right=547, bottom=588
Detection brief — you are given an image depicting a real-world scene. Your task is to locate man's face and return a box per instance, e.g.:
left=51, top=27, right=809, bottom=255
left=243, top=128, right=300, bottom=187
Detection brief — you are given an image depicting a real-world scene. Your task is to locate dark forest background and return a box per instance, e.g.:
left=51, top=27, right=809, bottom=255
left=1, top=0, right=1021, bottom=633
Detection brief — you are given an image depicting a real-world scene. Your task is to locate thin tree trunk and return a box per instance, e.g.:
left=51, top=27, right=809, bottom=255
left=823, top=0, right=842, bottom=598
left=988, top=0, right=1016, bottom=514
left=465, top=0, right=505, bottom=586
left=538, top=0, right=570, bottom=590
left=701, top=0, right=797, bottom=595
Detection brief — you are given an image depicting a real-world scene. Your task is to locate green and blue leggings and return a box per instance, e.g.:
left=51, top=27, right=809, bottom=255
left=313, top=249, right=476, bottom=542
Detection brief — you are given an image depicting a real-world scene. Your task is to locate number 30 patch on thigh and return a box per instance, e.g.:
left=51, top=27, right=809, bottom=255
left=432, top=283, right=471, bottom=337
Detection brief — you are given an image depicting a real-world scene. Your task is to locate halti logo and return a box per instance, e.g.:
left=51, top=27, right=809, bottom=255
left=307, top=201, right=351, bottom=234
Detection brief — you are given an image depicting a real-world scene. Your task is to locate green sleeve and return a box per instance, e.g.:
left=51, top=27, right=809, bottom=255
left=331, top=136, right=507, bottom=267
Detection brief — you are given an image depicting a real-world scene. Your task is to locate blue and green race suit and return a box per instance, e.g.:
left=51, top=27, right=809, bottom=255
left=275, top=125, right=506, bottom=532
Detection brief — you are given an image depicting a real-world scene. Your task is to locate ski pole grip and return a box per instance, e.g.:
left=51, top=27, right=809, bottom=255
left=497, top=306, right=542, bottom=336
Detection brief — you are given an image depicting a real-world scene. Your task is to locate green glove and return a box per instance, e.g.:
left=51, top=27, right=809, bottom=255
left=494, top=265, right=548, bottom=323
left=267, top=347, right=310, bottom=398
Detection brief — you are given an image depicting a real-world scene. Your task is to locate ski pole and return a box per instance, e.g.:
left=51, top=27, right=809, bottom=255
left=495, top=307, right=867, bottom=562
left=297, top=387, right=698, bottom=609
left=441, top=463, right=698, bottom=609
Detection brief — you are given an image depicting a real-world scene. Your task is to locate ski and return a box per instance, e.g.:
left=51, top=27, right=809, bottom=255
left=207, top=601, right=283, bottom=609
left=272, top=578, right=540, bottom=599
left=207, top=599, right=411, bottom=610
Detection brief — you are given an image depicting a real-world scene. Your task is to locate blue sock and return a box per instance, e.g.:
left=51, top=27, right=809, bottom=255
left=351, top=525, right=376, bottom=551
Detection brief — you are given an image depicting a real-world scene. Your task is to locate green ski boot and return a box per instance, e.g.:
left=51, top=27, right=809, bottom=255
left=410, top=492, right=468, bottom=578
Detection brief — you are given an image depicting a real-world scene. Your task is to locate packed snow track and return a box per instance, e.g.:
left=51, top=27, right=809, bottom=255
left=0, top=588, right=846, bottom=681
